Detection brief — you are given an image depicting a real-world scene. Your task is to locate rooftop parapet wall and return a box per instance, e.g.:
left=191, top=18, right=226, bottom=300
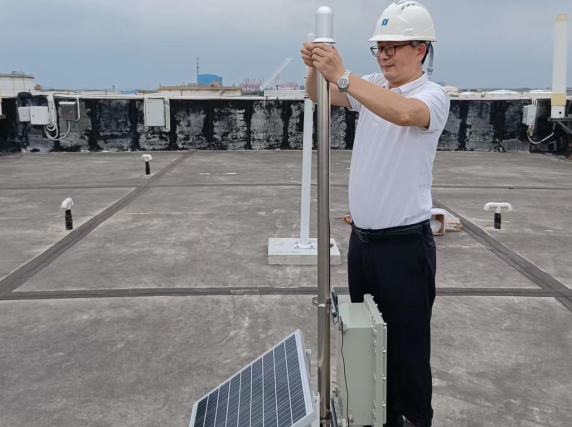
left=0, top=97, right=568, bottom=154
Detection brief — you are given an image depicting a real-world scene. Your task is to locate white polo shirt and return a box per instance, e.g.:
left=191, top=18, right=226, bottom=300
left=346, top=72, right=450, bottom=230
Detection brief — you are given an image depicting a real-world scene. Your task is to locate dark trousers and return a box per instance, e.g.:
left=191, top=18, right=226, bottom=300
left=347, top=220, right=436, bottom=427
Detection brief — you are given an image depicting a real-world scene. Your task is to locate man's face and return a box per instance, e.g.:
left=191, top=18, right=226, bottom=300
left=375, top=41, right=425, bottom=81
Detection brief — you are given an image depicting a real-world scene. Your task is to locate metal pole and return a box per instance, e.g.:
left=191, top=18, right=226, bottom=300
left=317, top=70, right=331, bottom=422
left=314, top=6, right=335, bottom=423
left=297, top=97, right=314, bottom=249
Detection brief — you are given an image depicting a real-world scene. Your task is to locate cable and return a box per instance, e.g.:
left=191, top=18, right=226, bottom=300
left=43, top=95, right=81, bottom=140
left=340, top=322, right=350, bottom=427
left=44, top=120, right=72, bottom=141
left=46, top=94, right=58, bottom=131
left=43, top=94, right=61, bottom=140
left=161, top=97, right=171, bottom=132
left=44, top=120, right=59, bottom=138
left=523, top=98, right=555, bottom=145
left=527, top=124, right=555, bottom=145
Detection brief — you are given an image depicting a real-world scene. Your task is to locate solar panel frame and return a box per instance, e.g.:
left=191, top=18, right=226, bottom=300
left=189, top=330, right=315, bottom=427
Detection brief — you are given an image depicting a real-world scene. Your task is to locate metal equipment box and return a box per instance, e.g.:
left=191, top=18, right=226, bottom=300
left=60, top=101, right=79, bottom=121
left=30, top=106, right=51, bottom=125
left=522, top=104, right=537, bottom=126
left=145, top=98, right=166, bottom=127
left=18, top=107, right=31, bottom=122
left=335, top=295, right=387, bottom=427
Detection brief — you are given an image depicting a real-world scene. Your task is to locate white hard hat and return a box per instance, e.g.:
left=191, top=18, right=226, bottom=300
left=369, top=1, right=436, bottom=42
left=369, top=1, right=437, bottom=74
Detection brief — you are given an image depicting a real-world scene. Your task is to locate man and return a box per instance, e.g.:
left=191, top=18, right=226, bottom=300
left=301, top=2, right=450, bottom=426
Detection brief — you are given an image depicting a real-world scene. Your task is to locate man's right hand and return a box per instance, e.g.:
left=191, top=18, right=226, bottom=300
left=301, top=41, right=315, bottom=68
left=301, top=41, right=351, bottom=109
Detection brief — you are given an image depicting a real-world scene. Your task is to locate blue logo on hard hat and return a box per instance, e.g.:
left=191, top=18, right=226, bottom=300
left=382, top=19, right=389, bottom=26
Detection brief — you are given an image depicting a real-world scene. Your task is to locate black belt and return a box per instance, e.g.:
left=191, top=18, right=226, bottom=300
left=351, top=220, right=429, bottom=243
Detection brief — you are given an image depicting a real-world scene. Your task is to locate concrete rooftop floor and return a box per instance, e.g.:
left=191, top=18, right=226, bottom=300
left=0, top=150, right=571, bottom=427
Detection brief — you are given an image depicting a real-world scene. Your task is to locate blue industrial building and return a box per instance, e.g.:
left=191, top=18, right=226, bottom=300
left=198, top=74, right=223, bottom=86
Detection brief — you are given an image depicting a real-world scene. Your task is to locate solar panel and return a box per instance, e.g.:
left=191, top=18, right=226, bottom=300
left=189, top=330, right=316, bottom=427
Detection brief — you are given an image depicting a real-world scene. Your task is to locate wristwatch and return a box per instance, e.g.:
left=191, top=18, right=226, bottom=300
left=337, top=70, right=352, bottom=93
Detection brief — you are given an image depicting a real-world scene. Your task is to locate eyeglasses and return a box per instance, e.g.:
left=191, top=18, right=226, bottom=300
left=370, top=42, right=414, bottom=57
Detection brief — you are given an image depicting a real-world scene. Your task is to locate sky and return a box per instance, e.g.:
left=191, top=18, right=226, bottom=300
left=1, top=0, right=571, bottom=90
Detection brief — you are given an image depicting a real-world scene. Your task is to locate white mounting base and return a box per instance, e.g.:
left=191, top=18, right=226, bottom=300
left=267, top=238, right=342, bottom=265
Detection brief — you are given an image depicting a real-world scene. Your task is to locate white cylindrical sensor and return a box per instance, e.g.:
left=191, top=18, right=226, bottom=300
left=314, top=6, right=335, bottom=44
left=551, top=14, right=568, bottom=118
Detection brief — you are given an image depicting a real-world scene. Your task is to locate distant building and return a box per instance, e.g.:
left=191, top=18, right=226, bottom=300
left=458, top=91, right=483, bottom=98
left=38, top=88, right=121, bottom=96
left=0, top=71, right=35, bottom=96
left=157, top=84, right=242, bottom=97
left=277, top=82, right=300, bottom=90
left=527, top=89, right=552, bottom=99
left=198, top=74, right=223, bottom=86
left=442, top=86, right=460, bottom=96
left=241, top=78, right=263, bottom=92
left=485, top=89, right=522, bottom=97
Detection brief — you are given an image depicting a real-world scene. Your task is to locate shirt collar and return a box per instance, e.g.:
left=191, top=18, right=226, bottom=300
left=383, top=72, right=429, bottom=94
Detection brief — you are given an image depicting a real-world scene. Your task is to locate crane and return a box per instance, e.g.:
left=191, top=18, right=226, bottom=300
left=259, top=58, right=292, bottom=91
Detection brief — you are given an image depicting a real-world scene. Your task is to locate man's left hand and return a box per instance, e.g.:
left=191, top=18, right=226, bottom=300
left=311, top=44, right=346, bottom=84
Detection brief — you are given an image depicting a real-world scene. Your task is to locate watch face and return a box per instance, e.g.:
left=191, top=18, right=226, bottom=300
left=339, top=78, right=349, bottom=88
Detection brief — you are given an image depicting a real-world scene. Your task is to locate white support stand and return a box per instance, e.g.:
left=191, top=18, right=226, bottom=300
left=267, top=46, right=341, bottom=266
left=298, top=97, right=316, bottom=250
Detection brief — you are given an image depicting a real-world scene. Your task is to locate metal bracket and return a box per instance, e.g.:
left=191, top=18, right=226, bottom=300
left=312, top=296, right=331, bottom=309
left=330, top=395, right=339, bottom=427
left=312, top=295, right=342, bottom=328
left=330, top=289, right=340, bottom=324
left=548, top=117, right=572, bottom=135
left=295, top=240, right=316, bottom=249
left=312, top=289, right=340, bottom=324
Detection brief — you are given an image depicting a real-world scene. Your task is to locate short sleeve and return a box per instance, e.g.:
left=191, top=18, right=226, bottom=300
left=346, top=74, right=378, bottom=112
left=410, top=86, right=450, bottom=133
